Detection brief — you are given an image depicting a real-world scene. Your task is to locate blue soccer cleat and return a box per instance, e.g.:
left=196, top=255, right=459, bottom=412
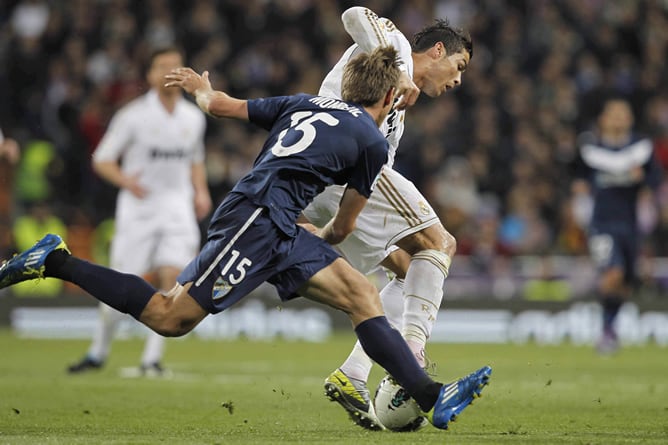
left=426, top=365, right=492, bottom=430
left=0, top=234, right=69, bottom=289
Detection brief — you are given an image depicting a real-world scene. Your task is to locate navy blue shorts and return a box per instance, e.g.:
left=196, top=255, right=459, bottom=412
left=588, top=226, right=637, bottom=284
left=178, top=195, right=340, bottom=314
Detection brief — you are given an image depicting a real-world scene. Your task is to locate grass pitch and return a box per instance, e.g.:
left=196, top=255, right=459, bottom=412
left=0, top=330, right=666, bottom=444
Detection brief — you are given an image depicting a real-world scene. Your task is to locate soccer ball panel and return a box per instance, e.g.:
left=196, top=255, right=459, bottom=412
left=373, top=375, right=427, bottom=432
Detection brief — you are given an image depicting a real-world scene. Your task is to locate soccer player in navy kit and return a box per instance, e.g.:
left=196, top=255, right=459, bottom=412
left=0, top=46, right=490, bottom=430
left=572, top=97, right=662, bottom=354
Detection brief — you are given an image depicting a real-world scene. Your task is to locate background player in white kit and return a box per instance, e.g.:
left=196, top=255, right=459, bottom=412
left=68, top=47, right=212, bottom=376
left=301, top=7, right=472, bottom=429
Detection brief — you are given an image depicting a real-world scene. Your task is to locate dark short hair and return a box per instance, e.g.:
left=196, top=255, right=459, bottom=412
left=145, top=46, right=184, bottom=74
left=411, top=19, right=473, bottom=59
left=597, top=93, right=632, bottom=115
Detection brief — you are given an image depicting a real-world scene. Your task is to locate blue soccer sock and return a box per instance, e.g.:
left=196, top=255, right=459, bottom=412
left=600, top=293, right=623, bottom=335
left=45, top=250, right=155, bottom=320
left=355, top=316, right=441, bottom=411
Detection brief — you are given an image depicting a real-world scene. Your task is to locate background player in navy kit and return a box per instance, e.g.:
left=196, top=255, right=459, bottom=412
left=0, top=46, right=491, bottom=430
left=572, top=97, right=662, bottom=354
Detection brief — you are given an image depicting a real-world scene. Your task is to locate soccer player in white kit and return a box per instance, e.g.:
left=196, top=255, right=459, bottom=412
left=67, top=47, right=211, bottom=376
left=301, top=7, right=472, bottom=429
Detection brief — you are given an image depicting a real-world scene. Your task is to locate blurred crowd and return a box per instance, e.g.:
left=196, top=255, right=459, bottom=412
left=1, top=0, right=668, bottom=269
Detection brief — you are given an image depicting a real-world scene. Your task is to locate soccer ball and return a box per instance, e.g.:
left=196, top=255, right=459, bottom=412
left=373, top=375, right=428, bottom=432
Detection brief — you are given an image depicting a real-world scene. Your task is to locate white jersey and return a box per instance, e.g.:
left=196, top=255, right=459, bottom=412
left=305, top=7, right=439, bottom=274
left=319, top=7, right=412, bottom=168
left=93, top=90, right=205, bottom=218
left=93, top=90, right=206, bottom=273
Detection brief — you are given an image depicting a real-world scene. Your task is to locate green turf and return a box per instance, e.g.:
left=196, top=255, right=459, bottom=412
left=0, top=330, right=666, bottom=444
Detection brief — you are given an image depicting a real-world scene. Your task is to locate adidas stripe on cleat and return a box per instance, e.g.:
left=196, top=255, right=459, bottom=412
left=0, top=234, right=69, bottom=289
left=427, top=365, right=492, bottom=430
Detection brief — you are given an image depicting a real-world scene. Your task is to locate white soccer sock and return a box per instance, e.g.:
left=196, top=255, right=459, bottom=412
left=88, top=302, right=124, bottom=361
left=402, top=249, right=450, bottom=367
left=340, top=278, right=405, bottom=382
left=141, top=330, right=166, bottom=366
left=141, top=286, right=169, bottom=366
left=381, top=277, right=405, bottom=329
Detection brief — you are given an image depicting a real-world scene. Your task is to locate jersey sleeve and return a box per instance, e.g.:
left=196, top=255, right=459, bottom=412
left=341, top=7, right=412, bottom=71
left=247, top=96, right=292, bottom=131
left=571, top=132, right=595, bottom=182
left=346, top=138, right=389, bottom=198
left=644, top=143, right=663, bottom=190
left=342, top=7, right=391, bottom=51
left=92, top=107, right=134, bottom=162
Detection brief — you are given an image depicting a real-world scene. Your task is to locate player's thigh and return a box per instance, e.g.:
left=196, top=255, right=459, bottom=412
left=335, top=168, right=441, bottom=273
left=155, top=219, right=200, bottom=270
left=110, top=222, right=159, bottom=274
left=589, top=230, right=628, bottom=289
left=297, top=257, right=381, bottom=325
left=589, top=231, right=628, bottom=271
left=154, top=225, right=200, bottom=289
left=371, top=168, right=441, bottom=247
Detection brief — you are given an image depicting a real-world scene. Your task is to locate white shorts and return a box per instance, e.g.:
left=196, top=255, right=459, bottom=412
left=110, top=204, right=200, bottom=275
left=303, top=167, right=439, bottom=274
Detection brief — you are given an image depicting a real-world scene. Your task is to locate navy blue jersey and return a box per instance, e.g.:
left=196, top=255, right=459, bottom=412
left=232, top=94, right=388, bottom=236
left=574, top=133, right=662, bottom=231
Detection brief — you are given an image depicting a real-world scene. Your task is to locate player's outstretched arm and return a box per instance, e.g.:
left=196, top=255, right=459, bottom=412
left=342, top=6, right=392, bottom=53
left=341, top=7, right=418, bottom=110
left=164, top=68, right=248, bottom=120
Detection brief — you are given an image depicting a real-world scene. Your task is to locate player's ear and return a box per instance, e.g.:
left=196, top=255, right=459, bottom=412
left=383, top=87, right=395, bottom=108
left=431, top=41, right=446, bottom=59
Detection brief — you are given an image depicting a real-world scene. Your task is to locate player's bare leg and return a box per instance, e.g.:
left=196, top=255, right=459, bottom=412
left=300, top=257, right=489, bottom=431
left=385, top=223, right=454, bottom=367
left=596, top=267, right=627, bottom=354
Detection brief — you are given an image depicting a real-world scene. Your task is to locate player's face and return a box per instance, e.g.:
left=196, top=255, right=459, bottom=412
left=599, top=100, right=634, bottom=134
left=148, top=51, right=184, bottom=94
left=421, top=47, right=470, bottom=98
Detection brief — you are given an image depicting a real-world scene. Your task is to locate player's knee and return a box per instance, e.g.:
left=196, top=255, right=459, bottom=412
left=353, top=282, right=382, bottom=316
left=340, top=279, right=380, bottom=316
left=440, top=228, right=457, bottom=257
left=140, top=300, right=197, bottom=337
left=399, top=223, right=456, bottom=257
left=151, top=316, right=196, bottom=337
left=599, top=268, right=625, bottom=293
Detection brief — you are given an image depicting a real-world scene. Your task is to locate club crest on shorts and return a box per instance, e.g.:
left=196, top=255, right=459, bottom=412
left=212, top=276, right=233, bottom=300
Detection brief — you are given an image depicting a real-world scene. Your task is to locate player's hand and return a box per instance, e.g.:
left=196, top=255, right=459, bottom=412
left=194, top=190, right=212, bottom=220
left=298, top=221, right=319, bottom=234
left=394, top=71, right=420, bottom=110
left=124, top=173, right=147, bottom=199
left=164, top=67, right=212, bottom=96
left=0, top=138, right=20, bottom=164
left=629, top=166, right=645, bottom=182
